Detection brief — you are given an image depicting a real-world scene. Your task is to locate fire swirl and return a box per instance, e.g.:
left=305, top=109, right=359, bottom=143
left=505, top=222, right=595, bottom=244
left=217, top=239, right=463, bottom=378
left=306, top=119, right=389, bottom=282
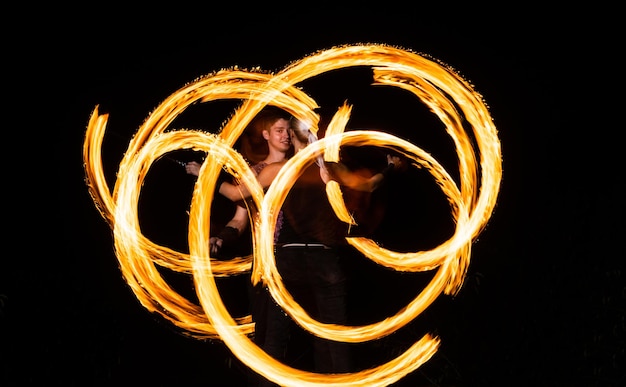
left=84, top=43, right=502, bottom=386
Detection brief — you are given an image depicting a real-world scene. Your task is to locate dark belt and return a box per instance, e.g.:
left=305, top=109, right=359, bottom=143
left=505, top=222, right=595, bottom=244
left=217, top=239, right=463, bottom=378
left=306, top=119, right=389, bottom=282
left=280, top=243, right=332, bottom=250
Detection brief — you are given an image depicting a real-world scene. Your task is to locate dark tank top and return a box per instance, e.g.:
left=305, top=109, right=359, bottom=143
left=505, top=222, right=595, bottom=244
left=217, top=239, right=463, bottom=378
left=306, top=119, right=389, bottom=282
left=276, top=163, right=351, bottom=247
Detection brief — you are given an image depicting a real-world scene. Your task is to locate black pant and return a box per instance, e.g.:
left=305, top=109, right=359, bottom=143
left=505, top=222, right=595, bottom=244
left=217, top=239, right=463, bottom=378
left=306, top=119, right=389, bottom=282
left=256, top=246, right=352, bottom=386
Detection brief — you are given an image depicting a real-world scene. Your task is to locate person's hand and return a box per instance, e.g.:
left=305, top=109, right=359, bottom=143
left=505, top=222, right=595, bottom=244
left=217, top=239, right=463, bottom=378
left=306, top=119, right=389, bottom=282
left=319, top=163, right=331, bottom=183
left=320, top=161, right=347, bottom=183
left=210, top=226, right=238, bottom=257
left=209, top=236, right=223, bottom=255
left=185, top=161, right=202, bottom=176
left=386, top=154, right=402, bottom=169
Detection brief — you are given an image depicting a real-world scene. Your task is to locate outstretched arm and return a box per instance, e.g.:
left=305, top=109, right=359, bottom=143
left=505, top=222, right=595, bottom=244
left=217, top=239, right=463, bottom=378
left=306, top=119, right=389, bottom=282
left=323, top=154, right=403, bottom=192
left=186, top=160, right=285, bottom=202
left=217, top=161, right=286, bottom=202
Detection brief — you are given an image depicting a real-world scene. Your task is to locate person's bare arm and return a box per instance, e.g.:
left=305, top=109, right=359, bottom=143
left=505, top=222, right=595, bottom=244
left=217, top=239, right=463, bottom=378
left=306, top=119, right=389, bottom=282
left=324, top=154, right=403, bottom=192
left=218, top=161, right=286, bottom=202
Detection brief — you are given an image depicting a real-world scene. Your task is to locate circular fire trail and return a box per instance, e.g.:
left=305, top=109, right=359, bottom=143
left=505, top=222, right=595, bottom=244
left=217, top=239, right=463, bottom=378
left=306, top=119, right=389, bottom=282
left=84, top=43, right=502, bottom=386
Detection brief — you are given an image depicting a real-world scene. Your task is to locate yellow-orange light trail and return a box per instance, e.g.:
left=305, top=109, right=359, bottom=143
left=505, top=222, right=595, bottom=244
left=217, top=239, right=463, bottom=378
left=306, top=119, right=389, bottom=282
left=85, top=43, right=502, bottom=386
left=324, top=103, right=359, bottom=225
left=84, top=71, right=320, bottom=339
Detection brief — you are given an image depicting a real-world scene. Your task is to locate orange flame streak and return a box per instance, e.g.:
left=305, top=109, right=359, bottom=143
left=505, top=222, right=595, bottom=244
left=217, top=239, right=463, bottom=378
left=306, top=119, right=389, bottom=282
left=324, top=103, right=356, bottom=225
left=84, top=43, right=502, bottom=386
left=83, top=72, right=321, bottom=339
left=250, top=45, right=500, bottom=384
left=84, top=112, right=252, bottom=276
left=112, top=129, right=256, bottom=338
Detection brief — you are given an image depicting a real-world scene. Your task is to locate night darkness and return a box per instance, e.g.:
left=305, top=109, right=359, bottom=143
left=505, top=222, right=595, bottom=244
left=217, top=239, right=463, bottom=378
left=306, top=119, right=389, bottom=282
left=3, top=8, right=623, bottom=387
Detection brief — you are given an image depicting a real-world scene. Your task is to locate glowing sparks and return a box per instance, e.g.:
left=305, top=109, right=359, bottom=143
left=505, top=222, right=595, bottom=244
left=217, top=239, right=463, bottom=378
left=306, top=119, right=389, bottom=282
left=84, top=43, right=502, bottom=386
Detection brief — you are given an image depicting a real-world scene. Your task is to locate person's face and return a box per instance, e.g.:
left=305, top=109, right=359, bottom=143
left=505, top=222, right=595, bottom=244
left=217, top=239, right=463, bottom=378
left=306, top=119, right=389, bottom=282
left=264, top=118, right=291, bottom=153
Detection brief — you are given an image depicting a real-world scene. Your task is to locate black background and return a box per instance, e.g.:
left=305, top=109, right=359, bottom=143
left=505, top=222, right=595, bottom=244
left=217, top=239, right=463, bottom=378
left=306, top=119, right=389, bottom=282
left=2, top=6, right=623, bottom=387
